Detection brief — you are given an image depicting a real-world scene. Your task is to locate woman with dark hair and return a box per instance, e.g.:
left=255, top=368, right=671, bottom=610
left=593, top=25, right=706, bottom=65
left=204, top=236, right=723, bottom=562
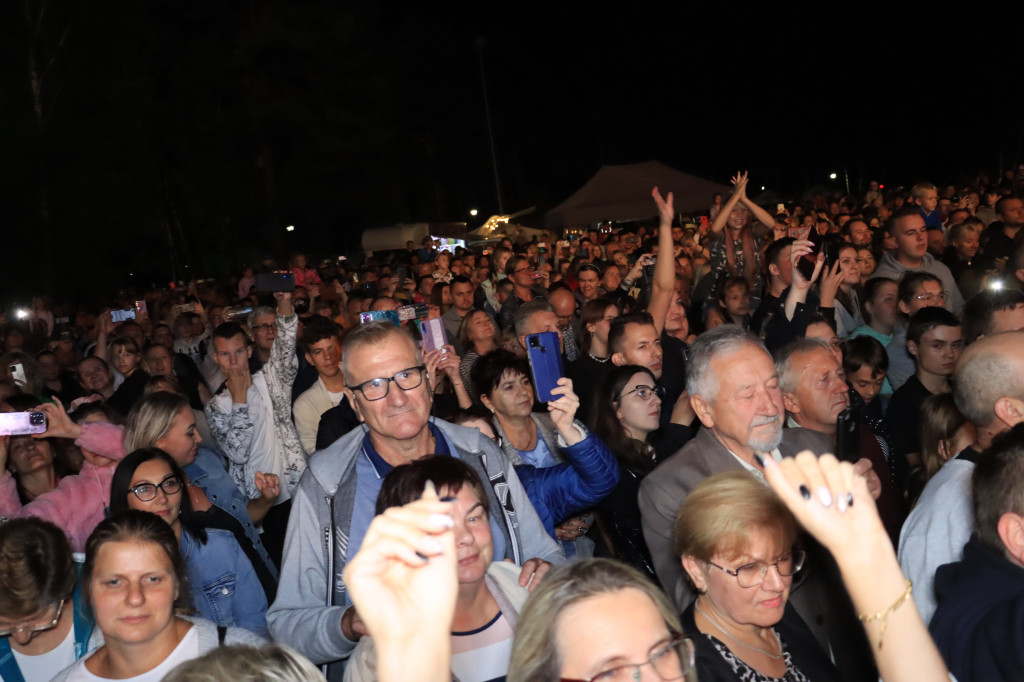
left=0, top=401, right=126, bottom=553
left=346, top=456, right=532, bottom=682
left=4, top=429, right=73, bottom=504
left=589, top=364, right=664, bottom=578
left=51, top=510, right=264, bottom=681
left=429, top=281, right=452, bottom=317
left=43, top=391, right=279, bottom=593
left=702, top=172, right=775, bottom=315
left=849, top=277, right=899, bottom=349
left=704, top=276, right=752, bottom=330
left=109, top=449, right=269, bottom=636
left=471, top=349, right=618, bottom=555
left=829, top=243, right=864, bottom=338
left=568, top=297, right=620, bottom=422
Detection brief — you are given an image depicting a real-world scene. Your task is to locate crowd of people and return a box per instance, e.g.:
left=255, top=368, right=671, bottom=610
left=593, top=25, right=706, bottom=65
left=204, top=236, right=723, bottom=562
left=2, top=169, right=1024, bottom=681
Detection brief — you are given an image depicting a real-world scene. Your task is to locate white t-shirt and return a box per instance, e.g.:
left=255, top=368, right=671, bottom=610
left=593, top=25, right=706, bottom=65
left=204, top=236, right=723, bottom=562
left=62, top=627, right=199, bottom=682
left=6, top=622, right=76, bottom=682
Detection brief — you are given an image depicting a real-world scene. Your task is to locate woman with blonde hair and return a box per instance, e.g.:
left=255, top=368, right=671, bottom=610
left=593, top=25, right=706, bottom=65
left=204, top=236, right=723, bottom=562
left=508, top=558, right=695, bottom=682
left=678, top=471, right=841, bottom=682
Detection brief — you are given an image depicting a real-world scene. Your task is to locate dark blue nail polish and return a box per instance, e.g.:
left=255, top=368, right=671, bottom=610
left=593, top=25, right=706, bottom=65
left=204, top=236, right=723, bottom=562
left=754, top=454, right=765, bottom=468
left=846, top=493, right=854, bottom=508
left=799, top=485, right=812, bottom=500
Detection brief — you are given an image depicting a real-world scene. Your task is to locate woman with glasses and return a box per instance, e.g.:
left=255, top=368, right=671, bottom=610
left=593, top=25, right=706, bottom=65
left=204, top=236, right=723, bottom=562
left=108, top=448, right=269, bottom=636
left=678, top=471, right=841, bottom=682
left=508, top=558, right=696, bottom=682
left=589, top=365, right=675, bottom=579
left=0, top=518, right=94, bottom=682
left=21, top=392, right=280, bottom=598
left=471, top=349, right=618, bottom=553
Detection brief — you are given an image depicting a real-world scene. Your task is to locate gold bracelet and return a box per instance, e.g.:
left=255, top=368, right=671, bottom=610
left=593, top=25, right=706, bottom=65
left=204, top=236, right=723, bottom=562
left=857, top=579, right=912, bottom=649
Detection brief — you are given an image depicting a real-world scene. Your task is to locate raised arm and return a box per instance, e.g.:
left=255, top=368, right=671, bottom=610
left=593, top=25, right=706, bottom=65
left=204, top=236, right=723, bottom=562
left=647, top=187, right=677, bottom=334
left=709, top=171, right=749, bottom=237
left=762, top=452, right=950, bottom=682
left=92, top=311, right=113, bottom=359
left=738, top=184, right=783, bottom=231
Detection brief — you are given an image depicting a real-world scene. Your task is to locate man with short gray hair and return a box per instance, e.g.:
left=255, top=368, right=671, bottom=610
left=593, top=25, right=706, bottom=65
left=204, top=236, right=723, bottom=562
left=514, top=300, right=564, bottom=357
left=639, top=326, right=875, bottom=675
left=268, top=322, right=562, bottom=679
left=640, top=328, right=833, bottom=608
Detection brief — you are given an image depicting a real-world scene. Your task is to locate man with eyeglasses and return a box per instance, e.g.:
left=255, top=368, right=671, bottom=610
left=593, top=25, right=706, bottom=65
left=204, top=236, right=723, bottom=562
left=873, top=207, right=964, bottom=316
left=639, top=326, right=880, bottom=680
left=498, top=255, right=545, bottom=331
left=206, top=291, right=303, bottom=570
left=268, top=321, right=563, bottom=679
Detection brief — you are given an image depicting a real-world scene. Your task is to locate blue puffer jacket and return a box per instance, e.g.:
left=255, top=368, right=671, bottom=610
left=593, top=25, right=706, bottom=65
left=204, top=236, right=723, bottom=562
left=510, top=420, right=620, bottom=534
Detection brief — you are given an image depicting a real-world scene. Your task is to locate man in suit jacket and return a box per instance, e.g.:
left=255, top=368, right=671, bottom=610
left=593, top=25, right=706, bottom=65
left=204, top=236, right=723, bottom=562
left=639, top=326, right=879, bottom=681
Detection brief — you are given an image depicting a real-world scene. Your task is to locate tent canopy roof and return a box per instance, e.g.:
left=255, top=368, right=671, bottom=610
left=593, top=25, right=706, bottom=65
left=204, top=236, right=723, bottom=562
left=545, top=160, right=731, bottom=229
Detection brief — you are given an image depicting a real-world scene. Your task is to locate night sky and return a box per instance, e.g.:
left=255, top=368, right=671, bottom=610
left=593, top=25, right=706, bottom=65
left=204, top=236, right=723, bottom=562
left=2, top=2, right=1021, bottom=302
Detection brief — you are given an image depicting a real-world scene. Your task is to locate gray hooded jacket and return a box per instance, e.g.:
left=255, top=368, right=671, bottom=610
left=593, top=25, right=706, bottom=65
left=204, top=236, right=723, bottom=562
left=266, top=418, right=564, bottom=680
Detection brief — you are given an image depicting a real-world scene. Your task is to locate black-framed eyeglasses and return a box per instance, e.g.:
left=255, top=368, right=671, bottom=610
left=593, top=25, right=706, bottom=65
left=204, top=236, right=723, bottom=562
left=560, top=634, right=695, bottom=682
left=128, top=475, right=183, bottom=502
left=0, top=599, right=65, bottom=637
left=347, top=365, right=427, bottom=401
left=251, top=323, right=276, bottom=333
left=706, top=549, right=806, bottom=588
left=513, top=266, right=534, bottom=274
left=616, top=384, right=665, bottom=402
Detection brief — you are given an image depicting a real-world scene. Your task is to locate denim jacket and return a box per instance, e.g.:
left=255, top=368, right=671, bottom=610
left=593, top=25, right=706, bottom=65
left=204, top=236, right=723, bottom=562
left=184, top=447, right=279, bottom=582
left=181, top=527, right=269, bottom=637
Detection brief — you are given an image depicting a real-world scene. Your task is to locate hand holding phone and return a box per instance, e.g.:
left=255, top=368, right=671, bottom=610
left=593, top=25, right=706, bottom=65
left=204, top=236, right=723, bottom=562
left=525, top=332, right=563, bottom=403
left=0, top=411, right=47, bottom=437
left=546, top=377, right=583, bottom=445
